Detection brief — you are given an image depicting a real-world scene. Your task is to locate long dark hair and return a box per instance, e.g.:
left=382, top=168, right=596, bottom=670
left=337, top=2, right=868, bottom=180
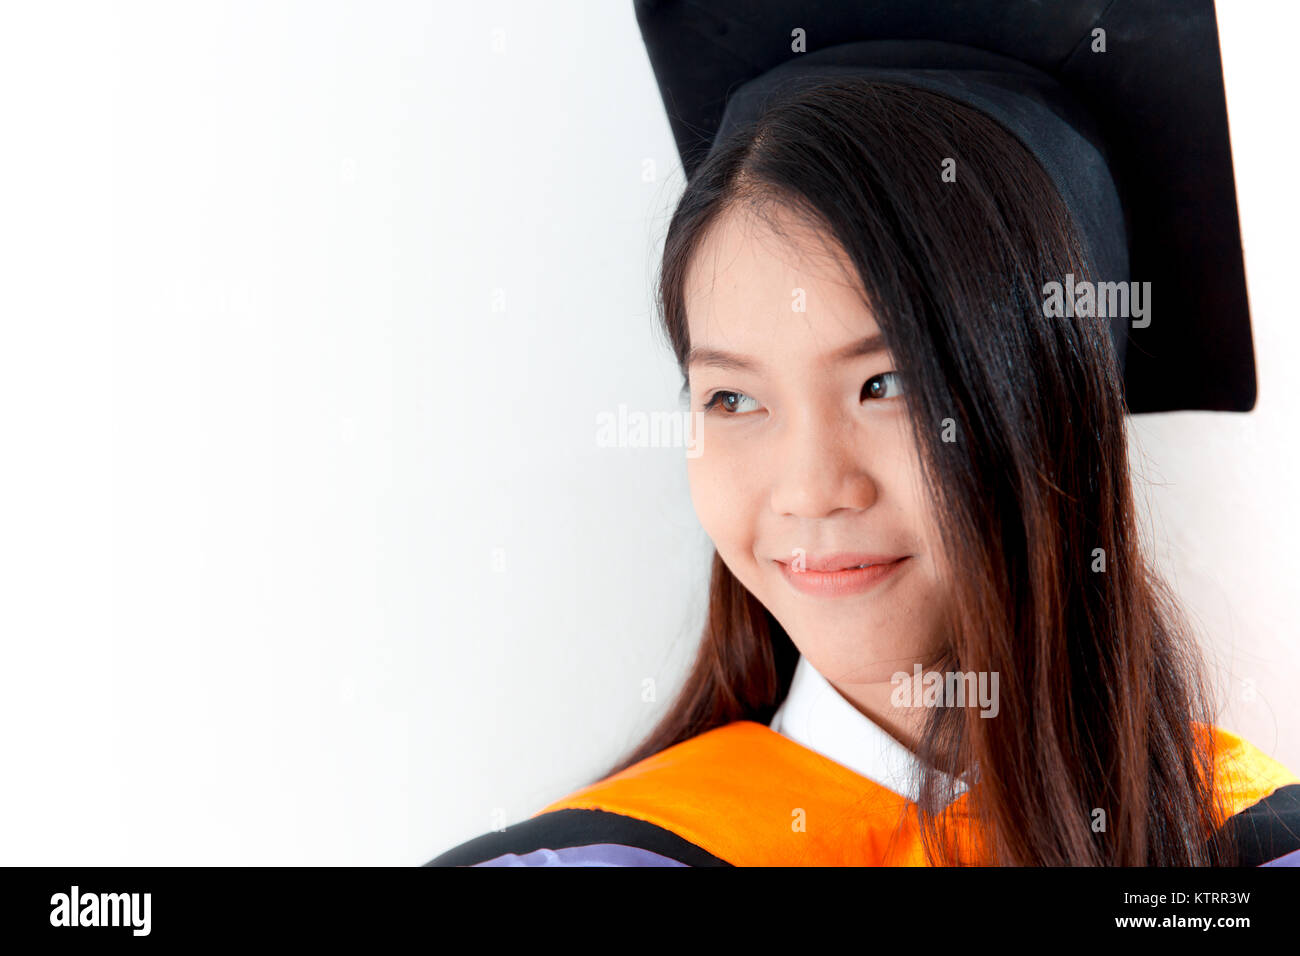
left=605, top=79, right=1234, bottom=866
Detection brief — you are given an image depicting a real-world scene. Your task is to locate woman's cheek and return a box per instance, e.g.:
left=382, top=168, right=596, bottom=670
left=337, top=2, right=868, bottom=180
left=687, top=433, right=763, bottom=545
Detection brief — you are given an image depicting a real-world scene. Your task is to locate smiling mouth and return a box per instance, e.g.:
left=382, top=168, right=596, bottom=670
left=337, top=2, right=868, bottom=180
left=775, top=553, right=909, bottom=573
left=775, top=557, right=906, bottom=571
left=774, top=555, right=910, bottom=597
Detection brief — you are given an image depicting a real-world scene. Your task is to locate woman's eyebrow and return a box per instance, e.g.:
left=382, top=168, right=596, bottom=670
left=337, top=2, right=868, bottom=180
left=686, top=332, right=888, bottom=372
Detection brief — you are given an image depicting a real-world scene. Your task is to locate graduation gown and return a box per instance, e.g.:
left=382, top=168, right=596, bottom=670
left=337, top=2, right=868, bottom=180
left=426, top=657, right=1300, bottom=867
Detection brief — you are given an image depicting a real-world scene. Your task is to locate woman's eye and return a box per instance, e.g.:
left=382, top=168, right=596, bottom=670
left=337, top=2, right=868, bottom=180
left=861, top=371, right=904, bottom=401
left=702, top=389, right=760, bottom=415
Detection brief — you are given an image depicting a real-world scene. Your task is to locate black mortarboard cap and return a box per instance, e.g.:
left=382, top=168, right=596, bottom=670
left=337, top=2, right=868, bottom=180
left=635, top=0, right=1255, bottom=414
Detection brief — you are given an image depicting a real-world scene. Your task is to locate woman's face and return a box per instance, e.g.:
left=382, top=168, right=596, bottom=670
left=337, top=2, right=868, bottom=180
left=683, top=204, right=954, bottom=699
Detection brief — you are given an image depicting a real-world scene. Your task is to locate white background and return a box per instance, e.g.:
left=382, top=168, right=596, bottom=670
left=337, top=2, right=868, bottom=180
left=0, top=1, right=1293, bottom=865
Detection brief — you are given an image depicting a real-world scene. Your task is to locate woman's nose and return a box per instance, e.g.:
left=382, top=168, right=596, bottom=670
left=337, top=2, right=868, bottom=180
left=767, top=410, right=877, bottom=518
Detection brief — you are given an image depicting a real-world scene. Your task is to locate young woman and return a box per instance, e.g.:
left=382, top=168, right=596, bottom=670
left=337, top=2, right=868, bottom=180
left=428, top=79, right=1299, bottom=867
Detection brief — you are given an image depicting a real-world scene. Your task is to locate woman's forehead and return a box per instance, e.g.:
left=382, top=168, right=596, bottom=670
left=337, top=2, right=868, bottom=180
left=686, top=204, right=852, bottom=292
left=684, top=205, right=878, bottom=353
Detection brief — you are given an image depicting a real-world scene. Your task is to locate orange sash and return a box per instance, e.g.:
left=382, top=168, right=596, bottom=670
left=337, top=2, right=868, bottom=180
left=534, top=720, right=1298, bottom=866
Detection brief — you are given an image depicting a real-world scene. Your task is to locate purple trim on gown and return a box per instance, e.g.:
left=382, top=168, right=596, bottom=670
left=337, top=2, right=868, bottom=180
left=473, top=843, right=688, bottom=867
left=1260, top=846, right=1300, bottom=867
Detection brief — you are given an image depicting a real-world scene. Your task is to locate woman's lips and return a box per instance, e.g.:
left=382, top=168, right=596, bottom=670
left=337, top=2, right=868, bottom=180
left=775, top=555, right=910, bottom=597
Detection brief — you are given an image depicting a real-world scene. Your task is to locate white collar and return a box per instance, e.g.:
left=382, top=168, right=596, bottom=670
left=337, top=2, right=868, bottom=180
left=769, top=654, right=969, bottom=805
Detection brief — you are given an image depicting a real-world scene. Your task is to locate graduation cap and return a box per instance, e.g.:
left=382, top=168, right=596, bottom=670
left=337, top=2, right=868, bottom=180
left=634, top=0, right=1255, bottom=414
